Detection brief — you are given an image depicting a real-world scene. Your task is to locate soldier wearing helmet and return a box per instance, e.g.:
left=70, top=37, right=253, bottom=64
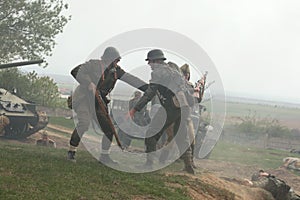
left=180, top=64, right=191, bottom=81
left=159, top=63, right=199, bottom=168
left=67, top=47, right=148, bottom=164
left=128, top=49, right=195, bottom=174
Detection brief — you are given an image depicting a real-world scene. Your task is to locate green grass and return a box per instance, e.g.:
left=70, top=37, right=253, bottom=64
left=2, top=99, right=299, bottom=199
left=1, top=138, right=297, bottom=200
left=209, top=141, right=294, bottom=169
left=224, top=101, right=300, bottom=121
left=48, top=116, right=75, bottom=130
left=0, top=141, right=193, bottom=200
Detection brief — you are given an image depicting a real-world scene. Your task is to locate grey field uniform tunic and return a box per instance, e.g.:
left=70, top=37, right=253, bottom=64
left=134, top=62, right=192, bottom=162
left=70, top=59, right=148, bottom=149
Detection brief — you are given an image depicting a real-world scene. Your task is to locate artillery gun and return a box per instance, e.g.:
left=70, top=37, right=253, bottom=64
left=0, top=60, right=48, bottom=139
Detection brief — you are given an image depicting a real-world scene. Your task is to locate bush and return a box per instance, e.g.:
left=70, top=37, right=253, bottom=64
left=236, top=110, right=291, bottom=138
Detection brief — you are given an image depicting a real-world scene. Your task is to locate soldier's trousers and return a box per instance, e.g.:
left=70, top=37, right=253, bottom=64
left=69, top=100, right=114, bottom=152
left=145, top=105, right=192, bottom=162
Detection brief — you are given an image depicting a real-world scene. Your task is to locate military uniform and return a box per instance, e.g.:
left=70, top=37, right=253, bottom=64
left=0, top=114, right=10, bottom=136
left=133, top=51, right=194, bottom=174
left=159, top=63, right=200, bottom=167
left=283, top=157, right=300, bottom=171
left=118, top=92, right=150, bottom=149
left=250, top=171, right=300, bottom=200
left=68, top=47, right=148, bottom=163
left=129, top=92, right=150, bottom=127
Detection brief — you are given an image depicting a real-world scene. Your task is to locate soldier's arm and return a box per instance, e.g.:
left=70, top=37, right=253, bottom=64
left=71, top=60, right=96, bottom=87
left=134, top=83, right=157, bottom=111
left=117, top=66, right=149, bottom=92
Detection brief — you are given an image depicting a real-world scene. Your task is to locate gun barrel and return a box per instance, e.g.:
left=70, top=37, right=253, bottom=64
left=0, top=59, right=44, bottom=69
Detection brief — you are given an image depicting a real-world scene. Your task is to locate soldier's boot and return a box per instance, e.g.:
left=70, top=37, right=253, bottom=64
left=159, top=149, right=170, bottom=164
left=67, top=144, right=77, bottom=162
left=67, top=150, right=76, bottom=162
left=99, top=153, right=118, bottom=165
left=190, top=143, right=197, bottom=169
left=136, top=154, right=154, bottom=170
left=182, top=153, right=195, bottom=175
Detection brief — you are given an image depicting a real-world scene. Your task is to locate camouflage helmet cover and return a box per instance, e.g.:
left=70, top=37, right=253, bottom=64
left=101, top=47, right=121, bottom=62
left=180, top=64, right=190, bottom=75
left=145, top=49, right=166, bottom=61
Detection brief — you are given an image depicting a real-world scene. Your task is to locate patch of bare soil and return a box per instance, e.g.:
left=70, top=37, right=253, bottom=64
left=0, top=124, right=79, bottom=150
left=174, top=159, right=300, bottom=200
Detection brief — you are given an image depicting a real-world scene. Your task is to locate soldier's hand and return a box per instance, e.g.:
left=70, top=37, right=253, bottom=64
left=194, top=87, right=200, bottom=92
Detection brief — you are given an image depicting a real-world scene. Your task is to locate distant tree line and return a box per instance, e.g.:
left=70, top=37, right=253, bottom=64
left=236, top=110, right=293, bottom=139
left=0, top=68, right=66, bottom=108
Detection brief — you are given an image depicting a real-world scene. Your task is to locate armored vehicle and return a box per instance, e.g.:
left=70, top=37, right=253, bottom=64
left=0, top=60, right=48, bottom=139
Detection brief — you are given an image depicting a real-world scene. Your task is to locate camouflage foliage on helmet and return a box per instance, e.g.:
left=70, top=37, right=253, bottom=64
left=180, top=64, right=190, bottom=75
left=167, top=61, right=181, bottom=73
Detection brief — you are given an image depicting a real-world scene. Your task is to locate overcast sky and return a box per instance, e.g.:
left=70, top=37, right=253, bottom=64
left=28, top=0, right=300, bottom=104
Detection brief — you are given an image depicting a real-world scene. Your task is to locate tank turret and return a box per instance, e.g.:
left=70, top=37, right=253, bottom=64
left=0, top=59, right=48, bottom=139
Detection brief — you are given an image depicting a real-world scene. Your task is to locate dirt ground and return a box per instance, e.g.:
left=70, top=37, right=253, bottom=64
left=4, top=124, right=300, bottom=200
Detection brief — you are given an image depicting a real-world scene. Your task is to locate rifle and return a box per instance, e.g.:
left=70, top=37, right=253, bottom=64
left=94, top=90, right=124, bottom=150
left=205, top=80, right=215, bottom=90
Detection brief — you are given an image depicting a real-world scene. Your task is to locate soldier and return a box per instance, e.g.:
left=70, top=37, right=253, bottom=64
left=282, top=157, right=300, bottom=171
left=0, top=114, right=10, bottom=136
left=129, top=91, right=150, bottom=127
left=118, top=91, right=150, bottom=149
left=159, top=63, right=203, bottom=168
left=128, top=49, right=195, bottom=174
left=36, top=131, right=56, bottom=148
left=67, top=47, right=148, bottom=164
left=244, top=170, right=300, bottom=200
left=179, top=64, right=201, bottom=166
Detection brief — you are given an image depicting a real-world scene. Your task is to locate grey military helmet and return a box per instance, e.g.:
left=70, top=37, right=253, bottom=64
left=101, top=47, right=121, bottom=62
left=145, top=49, right=166, bottom=61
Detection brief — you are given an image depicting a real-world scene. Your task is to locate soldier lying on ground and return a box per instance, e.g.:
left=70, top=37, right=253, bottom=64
left=290, top=149, right=300, bottom=154
left=243, top=170, right=300, bottom=200
left=36, top=131, right=56, bottom=148
left=283, top=157, right=300, bottom=171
